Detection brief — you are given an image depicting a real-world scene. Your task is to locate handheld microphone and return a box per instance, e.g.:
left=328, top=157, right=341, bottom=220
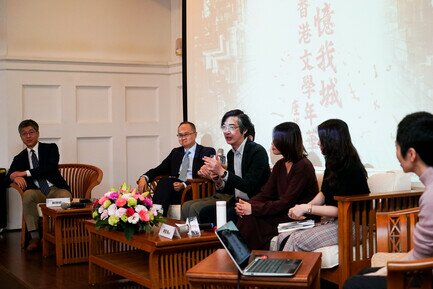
left=61, top=202, right=86, bottom=210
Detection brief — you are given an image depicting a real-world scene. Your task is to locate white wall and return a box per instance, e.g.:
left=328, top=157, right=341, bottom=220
left=2, top=0, right=174, bottom=62
left=0, top=0, right=183, bottom=229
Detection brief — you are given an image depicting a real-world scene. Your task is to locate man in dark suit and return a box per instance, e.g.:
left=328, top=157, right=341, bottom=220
left=6, top=119, right=71, bottom=252
left=137, top=121, right=215, bottom=216
left=181, top=110, right=270, bottom=222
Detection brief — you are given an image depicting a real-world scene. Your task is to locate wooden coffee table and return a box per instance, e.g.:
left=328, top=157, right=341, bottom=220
left=41, top=203, right=93, bottom=266
left=85, top=219, right=221, bottom=289
left=186, top=249, right=322, bottom=289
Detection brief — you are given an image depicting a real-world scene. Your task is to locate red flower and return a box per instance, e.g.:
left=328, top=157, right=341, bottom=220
left=126, top=208, right=135, bottom=217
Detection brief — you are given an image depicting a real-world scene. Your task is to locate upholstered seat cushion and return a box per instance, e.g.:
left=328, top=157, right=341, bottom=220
left=371, top=252, right=408, bottom=267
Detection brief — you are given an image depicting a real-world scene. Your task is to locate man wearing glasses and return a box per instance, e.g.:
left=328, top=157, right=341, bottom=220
left=137, top=121, right=215, bottom=216
left=181, top=109, right=270, bottom=223
left=6, top=119, right=71, bottom=252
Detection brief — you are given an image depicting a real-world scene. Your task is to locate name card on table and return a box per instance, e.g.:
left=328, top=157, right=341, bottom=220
left=159, top=224, right=181, bottom=239
left=186, top=216, right=201, bottom=237
left=46, top=198, right=70, bottom=207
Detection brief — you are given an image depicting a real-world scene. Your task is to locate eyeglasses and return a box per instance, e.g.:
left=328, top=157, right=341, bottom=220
left=20, top=130, right=37, bottom=137
left=221, top=124, right=239, bottom=132
left=177, top=132, right=196, bottom=138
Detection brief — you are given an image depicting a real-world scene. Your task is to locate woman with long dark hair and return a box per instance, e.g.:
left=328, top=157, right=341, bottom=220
left=235, top=122, right=318, bottom=250
left=284, top=119, right=370, bottom=251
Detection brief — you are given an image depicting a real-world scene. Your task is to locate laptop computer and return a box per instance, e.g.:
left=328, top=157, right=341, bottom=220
left=215, top=221, right=302, bottom=277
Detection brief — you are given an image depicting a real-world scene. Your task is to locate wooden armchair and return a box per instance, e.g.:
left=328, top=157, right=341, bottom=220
left=11, top=163, right=103, bottom=248
left=181, top=178, right=215, bottom=204
left=321, top=189, right=423, bottom=289
left=375, top=207, right=433, bottom=289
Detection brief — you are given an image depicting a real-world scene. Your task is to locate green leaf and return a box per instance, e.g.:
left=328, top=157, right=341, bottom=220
left=124, top=225, right=135, bottom=240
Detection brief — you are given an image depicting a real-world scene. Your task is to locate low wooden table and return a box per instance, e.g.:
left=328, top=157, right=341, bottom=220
left=85, top=219, right=221, bottom=289
left=186, top=249, right=322, bottom=289
left=41, top=203, right=93, bottom=266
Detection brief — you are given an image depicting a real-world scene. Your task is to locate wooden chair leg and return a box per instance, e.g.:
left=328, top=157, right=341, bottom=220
left=21, top=217, right=27, bottom=249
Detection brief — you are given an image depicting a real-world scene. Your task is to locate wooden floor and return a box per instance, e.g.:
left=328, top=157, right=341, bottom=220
left=0, top=230, right=146, bottom=289
left=0, top=229, right=338, bottom=289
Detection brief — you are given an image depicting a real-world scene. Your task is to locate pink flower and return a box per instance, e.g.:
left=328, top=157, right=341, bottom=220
left=108, top=192, right=119, bottom=200
left=143, top=198, right=153, bottom=207
left=126, top=207, right=135, bottom=217
left=98, top=196, right=108, bottom=205
left=139, top=210, right=150, bottom=222
left=115, top=197, right=127, bottom=207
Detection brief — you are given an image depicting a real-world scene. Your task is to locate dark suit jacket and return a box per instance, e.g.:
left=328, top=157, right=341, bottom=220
left=221, top=140, right=271, bottom=198
left=6, top=142, right=70, bottom=191
left=144, top=144, right=216, bottom=183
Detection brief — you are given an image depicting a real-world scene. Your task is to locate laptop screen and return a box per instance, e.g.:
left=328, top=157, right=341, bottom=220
left=215, top=221, right=251, bottom=268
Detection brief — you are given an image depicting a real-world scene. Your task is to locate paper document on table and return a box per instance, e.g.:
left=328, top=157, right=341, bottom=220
left=277, top=219, right=315, bottom=233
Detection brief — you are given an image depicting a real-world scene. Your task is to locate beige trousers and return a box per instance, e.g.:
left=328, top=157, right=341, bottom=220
left=22, top=187, right=71, bottom=231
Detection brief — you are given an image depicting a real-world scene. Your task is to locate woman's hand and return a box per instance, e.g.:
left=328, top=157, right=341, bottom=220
left=288, top=204, right=308, bottom=220
left=235, top=199, right=252, bottom=217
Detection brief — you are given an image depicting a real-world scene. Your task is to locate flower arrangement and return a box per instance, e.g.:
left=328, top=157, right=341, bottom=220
left=92, top=183, right=164, bottom=240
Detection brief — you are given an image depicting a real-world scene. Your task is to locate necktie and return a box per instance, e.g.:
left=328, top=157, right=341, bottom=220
left=31, top=150, right=51, bottom=195
left=178, top=151, right=190, bottom=182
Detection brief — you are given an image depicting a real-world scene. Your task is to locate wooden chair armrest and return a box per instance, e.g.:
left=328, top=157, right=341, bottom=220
left=387, top=257, right=433, bottom=289
left=334, top=189, right=423, bottom=202
left=180, top=184, right=193, bottom=204
left=388, top=256, right=433, bottom=272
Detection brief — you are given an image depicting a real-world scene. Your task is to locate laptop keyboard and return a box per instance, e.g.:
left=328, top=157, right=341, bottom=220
left=248, top=258, right=289, bottom=273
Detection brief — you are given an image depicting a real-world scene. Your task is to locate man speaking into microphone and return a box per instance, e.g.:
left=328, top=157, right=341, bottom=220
left=181, top=109, right=270, bottom=223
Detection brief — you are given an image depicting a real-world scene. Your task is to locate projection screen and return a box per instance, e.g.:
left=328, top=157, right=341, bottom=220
left=186, top=0, right=433, bottom=171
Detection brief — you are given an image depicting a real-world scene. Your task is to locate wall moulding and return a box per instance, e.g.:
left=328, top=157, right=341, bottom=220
left=0, top=57, right=182, bottom=75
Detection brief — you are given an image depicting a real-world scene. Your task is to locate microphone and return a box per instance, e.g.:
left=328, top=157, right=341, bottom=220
left=199, top=223, right=215, bottom=230
left=61, top=202, right=86, bottom=210
left=217, top=148, right=226, bottom=165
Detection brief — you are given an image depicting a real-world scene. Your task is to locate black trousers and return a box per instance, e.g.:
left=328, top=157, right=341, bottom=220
left=343, top=267, right=387, bottom=289
left=152, top=177, right=183, bottom=217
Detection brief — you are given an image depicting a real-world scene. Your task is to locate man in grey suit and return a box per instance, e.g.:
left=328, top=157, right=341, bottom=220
left=6, top=119, right=71, bottom=252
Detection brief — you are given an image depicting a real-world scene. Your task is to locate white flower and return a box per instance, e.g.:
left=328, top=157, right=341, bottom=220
left=122, top=193, right=132, bottom=199
left=100, top=209, right=109, bottom=220
left=115, top=207, right=127, bottom=218
left=151, top=207, right=158, bottom=216
left=128, top=213, right=140, bottom=224
left=98, top=206, right=105, bottom=214
left=107, top=203, right=117, bottom=216
left=135, top=205, right=147, bottom=213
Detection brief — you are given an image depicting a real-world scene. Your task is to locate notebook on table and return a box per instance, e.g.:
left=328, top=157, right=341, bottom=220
left=215, top=221, right=302, bottom=277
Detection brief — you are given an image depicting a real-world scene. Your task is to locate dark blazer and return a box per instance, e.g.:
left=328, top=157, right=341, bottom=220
left=6, top=142, right=70, bottom=191
left=222, top=140, right=271, bottom=198
left=144, top=144, right=216, bottom=183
